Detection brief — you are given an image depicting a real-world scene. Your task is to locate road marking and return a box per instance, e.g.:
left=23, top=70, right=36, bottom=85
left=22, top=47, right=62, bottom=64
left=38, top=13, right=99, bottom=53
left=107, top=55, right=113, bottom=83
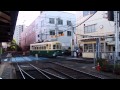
left=92, top=67, right=95, bottom=69
left=4, top=59, right=8, bottom=61
left=81, top=66, right=86, bottom=69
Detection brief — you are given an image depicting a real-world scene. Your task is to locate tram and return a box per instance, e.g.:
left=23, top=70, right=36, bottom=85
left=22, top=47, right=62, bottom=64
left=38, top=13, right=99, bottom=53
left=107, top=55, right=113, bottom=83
left=30, top=41, right=62, bottom=57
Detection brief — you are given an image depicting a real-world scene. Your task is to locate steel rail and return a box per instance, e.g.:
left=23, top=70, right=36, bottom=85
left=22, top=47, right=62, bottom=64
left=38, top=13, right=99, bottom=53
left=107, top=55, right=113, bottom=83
left=48, top=61, right=104, bottom=79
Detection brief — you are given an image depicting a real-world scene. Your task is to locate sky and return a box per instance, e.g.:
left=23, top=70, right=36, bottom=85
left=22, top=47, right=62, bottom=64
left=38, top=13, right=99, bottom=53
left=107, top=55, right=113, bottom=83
left=16, top=11, right=76, bottom=26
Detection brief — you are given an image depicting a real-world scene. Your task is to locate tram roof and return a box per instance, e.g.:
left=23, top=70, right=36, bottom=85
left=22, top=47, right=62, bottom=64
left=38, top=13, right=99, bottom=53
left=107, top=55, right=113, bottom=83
left=30, top=41, right=61, bottom=46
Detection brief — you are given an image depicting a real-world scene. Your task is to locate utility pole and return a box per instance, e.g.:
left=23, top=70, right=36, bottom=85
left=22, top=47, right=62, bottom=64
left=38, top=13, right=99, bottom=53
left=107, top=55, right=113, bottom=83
left=0, top=43, right=2, bottom=64
left=114, top=11, right=120, bottom=64
left=55, top=18, right=59, bottom=41
left=71, top=23, right=75, bottom=57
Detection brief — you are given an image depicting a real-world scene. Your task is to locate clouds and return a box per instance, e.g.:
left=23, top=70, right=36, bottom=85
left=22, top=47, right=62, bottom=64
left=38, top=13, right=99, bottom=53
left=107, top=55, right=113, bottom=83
left=16, top=11, right=40, bottom=26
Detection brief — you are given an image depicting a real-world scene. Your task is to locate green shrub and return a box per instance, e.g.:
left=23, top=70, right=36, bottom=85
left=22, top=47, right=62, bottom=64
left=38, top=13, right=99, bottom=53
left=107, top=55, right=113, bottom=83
left=96, top=58, right=108, bottom=67
left=114, top=64, right=120, bottom=75
left=96, top=59, right=120, bottom=74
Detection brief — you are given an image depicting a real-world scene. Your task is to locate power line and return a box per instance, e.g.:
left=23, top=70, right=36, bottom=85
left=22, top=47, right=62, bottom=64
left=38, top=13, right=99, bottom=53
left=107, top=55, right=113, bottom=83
left=55, top=11, right=98, bottom=37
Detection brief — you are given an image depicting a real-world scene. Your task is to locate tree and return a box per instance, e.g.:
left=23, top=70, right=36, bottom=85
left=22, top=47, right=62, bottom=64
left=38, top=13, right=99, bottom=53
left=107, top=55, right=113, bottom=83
left=7, top=39, right=22, bottom=51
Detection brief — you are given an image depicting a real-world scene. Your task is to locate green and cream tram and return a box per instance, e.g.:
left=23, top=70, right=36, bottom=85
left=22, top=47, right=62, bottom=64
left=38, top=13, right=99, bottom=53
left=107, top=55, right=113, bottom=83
left=30, top=41, right=62, bottom=57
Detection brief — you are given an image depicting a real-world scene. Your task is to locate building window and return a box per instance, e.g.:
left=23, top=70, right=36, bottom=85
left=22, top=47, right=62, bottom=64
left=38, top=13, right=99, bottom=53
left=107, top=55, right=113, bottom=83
left=84, top=44, right=93, bottom=52
left=49, top=18, right=54, bottom=24
left=83, top=11, right=89, bottom=16
left=83, top=11, right=97, bottom=17
left=38, top=35, right=39, bottom=37
left=90, top=11, right=97, bottom=14
left=58, top=30, right=63, bottom=35
left=50, top=30, right=55, bottom=35
left=58, top=31, right=63, bottom=35
left=57, top=18, right=63, bottom=25
left=84, top=24, right=96, bottom=34
left=67, top=20, right=72, bottom=26
left=67, top=31, right=71, bottom=36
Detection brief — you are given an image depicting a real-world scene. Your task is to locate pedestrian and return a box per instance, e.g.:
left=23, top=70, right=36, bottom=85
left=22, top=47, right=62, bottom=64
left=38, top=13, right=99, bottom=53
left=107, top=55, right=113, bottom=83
left=0, top=55, right=1, bottom=64
left=6, top=53, right=12, bottom=62
left=76, top=49, right=79, bottom=57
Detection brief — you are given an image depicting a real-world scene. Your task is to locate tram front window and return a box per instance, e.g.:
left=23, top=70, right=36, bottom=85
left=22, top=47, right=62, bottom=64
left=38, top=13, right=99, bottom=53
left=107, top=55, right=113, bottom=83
left=53, top=45, right=56, bottom=49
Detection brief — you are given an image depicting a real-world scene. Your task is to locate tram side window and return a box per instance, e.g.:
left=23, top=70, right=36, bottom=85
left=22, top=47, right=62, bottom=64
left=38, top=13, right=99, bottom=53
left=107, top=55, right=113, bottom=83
left=53, top=45, right=56, bottom=49
left=37, top=47, right=38, bottom=50
left=42, top=46, right=43, bottom=50
left=33, top=47, right=35, bottom=50
left=59, top=44, right=61, bottom=49
left=40, top=46, right=41, bottom=50
left=57, top=44, right=59, bottom=49
left=44, top=46, right=46, bottom=50
left=32, top=46, right=33, bottom=50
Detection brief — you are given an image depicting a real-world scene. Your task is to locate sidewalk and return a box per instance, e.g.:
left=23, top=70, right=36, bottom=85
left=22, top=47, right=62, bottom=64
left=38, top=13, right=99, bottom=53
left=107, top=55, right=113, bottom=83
left=0, top=62, right=6, bottom=77
left=0, top=53, right=15, bottom=79
left=57, top=56, right=94, bottom=62
left=0, top=62, right=15, bottom=79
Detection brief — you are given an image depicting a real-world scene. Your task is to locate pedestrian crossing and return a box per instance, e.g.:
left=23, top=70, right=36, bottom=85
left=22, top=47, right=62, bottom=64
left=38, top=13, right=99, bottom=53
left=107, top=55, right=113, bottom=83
left=4, top=56, right=48, bottom=62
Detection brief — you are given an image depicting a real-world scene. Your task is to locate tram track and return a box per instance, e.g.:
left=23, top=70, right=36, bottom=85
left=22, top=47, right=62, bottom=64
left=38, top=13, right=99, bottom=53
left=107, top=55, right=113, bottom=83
left=13, top=54, right=103, bottom=79
left=44, top=61, right=104, bottom=79
left=14, top=57, right=65, bottom=79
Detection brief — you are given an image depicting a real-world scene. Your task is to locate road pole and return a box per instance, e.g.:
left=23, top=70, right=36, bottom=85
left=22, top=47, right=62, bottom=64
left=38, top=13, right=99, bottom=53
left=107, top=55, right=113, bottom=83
left=55, top=18, right=59, bottom=41
left=71, top=25, right=75, bottom=57
left=114, top=11, right=120, bottom=71
left=0, top=43, right=2, bottom=64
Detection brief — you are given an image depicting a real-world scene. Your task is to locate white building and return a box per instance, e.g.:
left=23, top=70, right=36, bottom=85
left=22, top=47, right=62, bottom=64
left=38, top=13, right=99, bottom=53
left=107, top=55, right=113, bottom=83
left=13, top=25, right=25, bottom=46
left=76, top=11, right=115, bottom=59
left=34, top=11, right=76, bottom=49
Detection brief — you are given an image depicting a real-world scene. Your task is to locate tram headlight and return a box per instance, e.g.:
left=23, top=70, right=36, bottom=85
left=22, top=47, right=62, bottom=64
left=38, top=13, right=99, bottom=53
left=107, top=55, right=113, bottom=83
left=53, top=52, right=56, bottom=56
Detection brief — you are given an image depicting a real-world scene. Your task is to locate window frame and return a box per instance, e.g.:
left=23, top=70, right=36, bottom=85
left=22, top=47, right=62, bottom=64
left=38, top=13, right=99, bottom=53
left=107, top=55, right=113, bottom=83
left=67, top=31, right=71, bottom=36
left=50, top=30, right=55, bottom=35
left=49, top=18, right=55, bottom=24
left=57, top=18, right=63, bottom=25
left=84, top=24, right=96, bottom=34
left=84, top=44, right=93, bottom=52
left=53, top=44, right=56, bottom=49
left=67, top=20, right=72, bottom=26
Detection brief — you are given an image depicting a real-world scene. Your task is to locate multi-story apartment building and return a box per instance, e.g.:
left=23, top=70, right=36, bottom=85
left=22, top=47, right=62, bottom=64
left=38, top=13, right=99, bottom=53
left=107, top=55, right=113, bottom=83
left=13, top=25, right=25, bottom=46
left=21, top=20, right=36, bottom=50
left=21, top=11, right=76, bottom=51
left=76, top=11, right=115, bottom=59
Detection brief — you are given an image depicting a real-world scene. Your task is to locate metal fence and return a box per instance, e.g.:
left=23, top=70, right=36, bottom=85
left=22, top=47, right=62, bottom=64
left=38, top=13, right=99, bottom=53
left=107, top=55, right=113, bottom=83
left=100, top=52, right=115, bottom=64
